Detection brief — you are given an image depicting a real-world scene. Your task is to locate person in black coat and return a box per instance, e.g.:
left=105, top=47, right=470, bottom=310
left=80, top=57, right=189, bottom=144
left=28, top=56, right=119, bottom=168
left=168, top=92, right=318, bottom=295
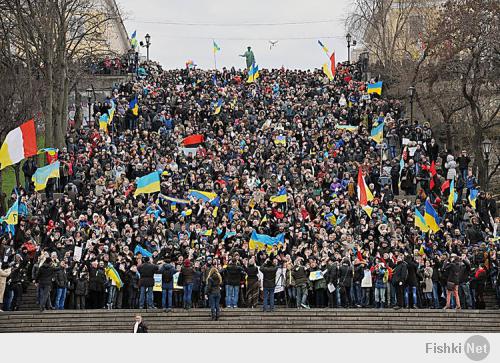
left=223, top=257, right=245, bottom=308
left=36, top=258, right=56, bottom=312
left=138, top=257, right=159, bottom=309
left=54, top=260, right=68, bottom=310
left=404, top=256, right=419, bottom=308
left=88, top=261, right=107, bottom=309
left=260, top=258, right=278, bottom=312
left=338, top=258, right=353, bottom=308
left=392, top=255, right=408, bottom=309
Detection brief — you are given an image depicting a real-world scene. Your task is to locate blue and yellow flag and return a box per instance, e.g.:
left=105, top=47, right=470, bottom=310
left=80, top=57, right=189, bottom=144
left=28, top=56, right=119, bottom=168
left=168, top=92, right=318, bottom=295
left=200, top=229, right=213, bottom=236
left=32, top=161, right=60, bottom=191
left=105, top=263, right=123, bottom=289
left=130, top=30, right=138, bottom=49
left=370, top=121, right=384, bottom=144
left=188, top=189, right=217, bottom=202
left=99, top=113, right=109, bottom=132
left=424, top=199, right=440, bottom=233
left=317, top=40, right=329, bottom=55
left=367, top=81, right=383, bottom=95
left=335, top=124, right=358, bottom=132
left=1, top=199, right=19, bottom=226
left=247, top=64, right=260, bottom=83
left=213, top=40, right=220, bottom=54
left=414, top=208, right=429, bottom=233
left=270, top=187, right=287, bottom=203
left=159, top=195, right=190, bottom=204
left=134, top=171, right=161, bottom=196
left=469, top=188, right=478, bottom=209
left=134, top=245, right=152, bottom=258
left=274, top=135, right=286, bottom=146
left=249, top=230, right=285, bottom=251
left=129, top=96, right=139, bottom=116
left=213, top=98, right=223, bottom=115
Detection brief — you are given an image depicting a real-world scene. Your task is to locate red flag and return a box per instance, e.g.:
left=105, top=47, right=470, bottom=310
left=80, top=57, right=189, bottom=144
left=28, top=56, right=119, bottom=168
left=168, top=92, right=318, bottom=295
left=357, top=167, right=374, bottom=206
left=441, top=180, right=450, bottom=193
left=429, top=161, right=437, bottom=190
left=182, top=134, right=204, bottom=146
left=330, top=52, right=336, bottom=77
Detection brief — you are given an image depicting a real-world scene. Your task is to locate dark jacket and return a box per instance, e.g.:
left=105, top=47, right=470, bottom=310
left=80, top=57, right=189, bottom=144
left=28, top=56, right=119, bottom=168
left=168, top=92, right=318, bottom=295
left=74, top=278, right=88, bottom=296
left=205, top=271, right=222, bottom=295
left=180, top=266, right=194, bottom=285
left=134, top=322, right=148, bottom=333
left=192, top=269, right=202, bottom=291
left=405, top=258, right=419, bottom=287
left=138, top=262, right=159, bottom=288
left=292, top=265, right=308, bottom=286
left=260, top=263, right=278, bottom=288
left=88, top=267, right=107, bottom=292
left=224, top=263, right=244, bottom=286
left=55, top=268, right=68, bottom=288
left=36, top=262, right=55, bottom=286
left=326, top=264, right=338, bottom=285
left=338, top=263, right=353, bottom=288
left=444, top=260, right=460, bottom=284
left=245, top=265, right=259, bottom=284
left=392, top=261, right=408, bottom=285
left=160, top=264, right=175, bottom=289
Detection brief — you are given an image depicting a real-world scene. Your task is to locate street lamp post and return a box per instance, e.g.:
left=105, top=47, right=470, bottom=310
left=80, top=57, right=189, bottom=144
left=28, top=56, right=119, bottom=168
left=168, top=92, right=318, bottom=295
left=408, top=86, right=416, bottom=124
left=86, top=87, right=93, bottom=126
left=346, top=33, right=352, bottom=64
left=482, top=138, right=492, bottom=191
left=144, top=34, right=151, bottom=62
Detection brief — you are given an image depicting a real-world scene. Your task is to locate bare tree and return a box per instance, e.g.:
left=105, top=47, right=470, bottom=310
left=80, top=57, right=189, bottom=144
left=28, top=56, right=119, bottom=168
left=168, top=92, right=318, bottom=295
left=0, top=0, right=119, bottom=149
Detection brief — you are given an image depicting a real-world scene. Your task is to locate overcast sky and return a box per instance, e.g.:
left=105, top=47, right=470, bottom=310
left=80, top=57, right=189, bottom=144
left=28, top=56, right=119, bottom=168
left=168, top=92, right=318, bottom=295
left=117, top=0, right=353, bottom=70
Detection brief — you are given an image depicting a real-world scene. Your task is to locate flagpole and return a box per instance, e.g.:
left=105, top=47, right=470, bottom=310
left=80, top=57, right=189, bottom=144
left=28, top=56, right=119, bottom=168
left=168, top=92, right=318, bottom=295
left=213, top=40, right=217, bottom=70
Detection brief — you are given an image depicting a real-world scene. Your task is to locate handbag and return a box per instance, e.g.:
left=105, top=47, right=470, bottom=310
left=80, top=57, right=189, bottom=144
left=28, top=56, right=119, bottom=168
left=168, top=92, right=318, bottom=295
left=446, top=281, right=455, bottom=291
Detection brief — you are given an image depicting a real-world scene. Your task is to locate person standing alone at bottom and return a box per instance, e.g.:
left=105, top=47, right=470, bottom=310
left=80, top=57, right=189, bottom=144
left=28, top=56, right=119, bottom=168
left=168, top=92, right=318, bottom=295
left=132, top=315, right=148, bottom=333
left=260, top=258, right=278, bottom=312
left=205, top=264, right=222, bottom=320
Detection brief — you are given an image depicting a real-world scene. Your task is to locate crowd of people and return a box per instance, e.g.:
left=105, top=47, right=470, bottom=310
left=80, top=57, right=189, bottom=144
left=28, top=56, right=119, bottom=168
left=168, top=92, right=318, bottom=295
left=0, top=57, right=498, bottom=321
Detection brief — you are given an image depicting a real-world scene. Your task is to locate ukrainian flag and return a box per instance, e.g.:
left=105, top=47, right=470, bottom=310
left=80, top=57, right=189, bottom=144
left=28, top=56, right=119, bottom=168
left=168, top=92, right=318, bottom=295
left=211, top=196, right=220, bottom=217
left=414, top=208, right=429, bottom=233
left=134, top=245, right=152, bottom=257
left=335, top=124, right=358, bottom=132
left=32, top=161, right=60, bottom=191
left=248, top=230, right=285, bottom=251
left=108, top=99, right=116, bottom=124
left=424, top=199, right=440, bottom=233
left=188, top=189, right=217, bottom=202
left=270, top=187, right=287, bottom=203
left=469, top=188, right=478, bottom=209
left=367, top=81, right=383, bottom=95
left=1, top=199, right=19, bottom=225
left=130, top=30, right=138, bottom=49
left=213, top=98, right=223, bottom=115
left=274, top=135, right=286, bottom=146
left=200, top=229, right=213, bottom=236
left=247, top=64, right=260, bottom=83
left=160, top=195, right=190, bottom=204
left=370, top=121, right=384, bottom=144
left=134, top=171, right=161, bottom=196
left=105, top=263, right=123, bottom=289
left=99, top=113, right=109, bottom=132
left=129, top=96, right=139, bottom=116
left=448, top=179, right=457, bottom=212
left=317, top=40, right=329, bottom=54
left=213, top=40, right=220, bottom=53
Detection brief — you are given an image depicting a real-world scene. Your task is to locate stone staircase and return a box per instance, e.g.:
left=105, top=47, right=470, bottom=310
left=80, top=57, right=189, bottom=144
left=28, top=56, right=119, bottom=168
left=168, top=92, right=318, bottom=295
left=1, top=309, right=500, bottom=333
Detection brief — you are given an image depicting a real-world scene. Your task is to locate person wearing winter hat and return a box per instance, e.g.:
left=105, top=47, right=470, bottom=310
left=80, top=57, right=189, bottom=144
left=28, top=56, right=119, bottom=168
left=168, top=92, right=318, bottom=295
left=180, top=259, right=194, bottom=309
